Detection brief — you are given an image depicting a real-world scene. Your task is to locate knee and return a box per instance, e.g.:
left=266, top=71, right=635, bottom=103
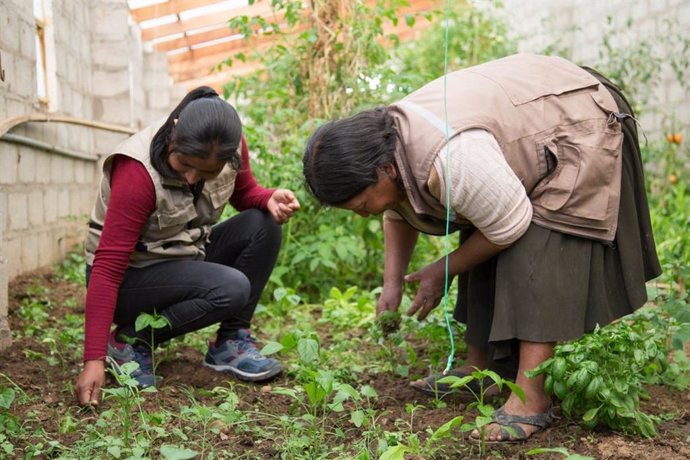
left=211, top=268, right=251, bottom=309
left=244, top=209, right=282, bottom=248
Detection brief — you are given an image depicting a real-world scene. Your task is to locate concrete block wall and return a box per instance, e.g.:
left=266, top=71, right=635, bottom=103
left=0, top=0, right=182, bottom=349
left=501, top=0, right=690, bottom=137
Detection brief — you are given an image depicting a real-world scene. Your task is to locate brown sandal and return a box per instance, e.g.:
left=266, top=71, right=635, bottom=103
left=469, top=406, right=554, bottom=444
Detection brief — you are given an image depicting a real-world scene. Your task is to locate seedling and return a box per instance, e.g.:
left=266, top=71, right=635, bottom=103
left=438, top=368, right=525, bottom=455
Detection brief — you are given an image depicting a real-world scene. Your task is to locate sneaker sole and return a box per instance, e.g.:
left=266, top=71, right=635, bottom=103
left=202, top=361, right=282, bottom=382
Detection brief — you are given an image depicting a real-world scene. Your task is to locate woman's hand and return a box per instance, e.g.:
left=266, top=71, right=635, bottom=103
left=376, top=284, right=403, bottom=317
left=75, top=360, right=106, bottom=406
left=267, top=189, right=300, bottom=224
left=404, top=261, right=448, bottom=321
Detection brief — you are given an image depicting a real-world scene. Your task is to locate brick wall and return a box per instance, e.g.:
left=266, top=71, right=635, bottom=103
left=0, top=0, right=182, bottom=348
left=501, top=0, right=690, bottom=136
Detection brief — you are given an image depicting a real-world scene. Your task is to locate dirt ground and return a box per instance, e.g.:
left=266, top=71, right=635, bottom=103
left=2, top=268, right=690, bottom=459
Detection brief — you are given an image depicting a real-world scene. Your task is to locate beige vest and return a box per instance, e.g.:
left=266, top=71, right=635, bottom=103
left=389, top=53, right=624, bottom=242
left=84, top=120, right=238, bottom=267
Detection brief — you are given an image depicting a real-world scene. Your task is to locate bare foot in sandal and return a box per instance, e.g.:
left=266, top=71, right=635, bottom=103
left=471, top=340, right=555, bottom=443
left=470, top=392, right=553, bottom=443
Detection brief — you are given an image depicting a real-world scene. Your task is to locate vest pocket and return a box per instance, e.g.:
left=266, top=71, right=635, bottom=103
left=536, top=129, right=621, bottom=221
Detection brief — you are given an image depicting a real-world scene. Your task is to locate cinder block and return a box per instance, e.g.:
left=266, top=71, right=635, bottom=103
left=0, top=144, right=19, bottom=185
left=58, top=189, right=70, bottom=217
left=34, top=151, right=51, bottom=184
left=0, top=11, right=20, bottom=52
left=93, top=96, right=132, bottom=125
left=6, top=238, right=21, bottom=278
left=146, top=88, right=172, bottom=111
left=90, top=5, right=129, bottom=42
left=7, top=192, right=28, bottom=230
left=17, top=146, right=36, bottom=182
left=18, top=17, right=35, bottom=59
left=28, top=189, right=44, bottom=226
left=6, top=98, right=27, bottom=119
left=50, top=155, right=65, bottom=183
left=44, top=189, right=58, bottom=223
left=78, top=188, right=92, bottom=215
left=21, top=233, right=39, bottom=271
left=91, top=70, right=130, bottom=98
left=69, top=189, right=81, bottom=215
left=91, top=41, right=129, bottom=69
left=84, top=162, right=98, bottom=184
left=0, top=190, right=7, bottom=233
left=38, top=229, right=55, bottom=266
left=93, top=130, right=127, bottom=156
left=15, top=56, right=37, bottom=99
left=0, top=92, right=7, bottom=119
left=74, top=160, right=85, bottom=183
left=2, top=54, right=17, bottom=95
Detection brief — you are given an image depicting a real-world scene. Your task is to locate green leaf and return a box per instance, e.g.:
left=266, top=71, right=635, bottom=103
left=261, top=341, right=284, bottom=356
left=135, top=313, right=153, bottom=331
left=474, top=415, right=492, bottom=428
left=551, top=357, right=568, bottom=381
left=379, top=444, right=406, bottom=460
left=159, top=445, right=199, bottom=460
left=582, top=406, right=600, bottom=423
left=430, top=415, right=463, bottom=440
left=360, top=385, right=378, bottom=399
left=505, top=381, right=526, bottom=404
left=272, top=387, right=298, bottom=399
left=351, top=410, right=365, bottom=427
left=297, top=338, right=320, bottom=365
left=0, top=388, right=15, bottom=410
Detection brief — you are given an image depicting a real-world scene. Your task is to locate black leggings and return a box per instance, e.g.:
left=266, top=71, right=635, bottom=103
left=87, top=209, right=282, bottom=346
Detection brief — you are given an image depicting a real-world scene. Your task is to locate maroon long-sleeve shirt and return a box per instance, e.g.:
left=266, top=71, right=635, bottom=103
left=84, top=137, right=273, bottom=361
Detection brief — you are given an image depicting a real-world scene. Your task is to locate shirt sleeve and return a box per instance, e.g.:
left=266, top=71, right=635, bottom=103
left=229, top=136, right=275, bottom=211
left=433, top=129, right=533, bottom=246
left=83, top=155, right=155, bottom=361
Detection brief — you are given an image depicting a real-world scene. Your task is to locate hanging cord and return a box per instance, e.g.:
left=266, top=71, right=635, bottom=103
left=441, top=0, right=455, bottom=375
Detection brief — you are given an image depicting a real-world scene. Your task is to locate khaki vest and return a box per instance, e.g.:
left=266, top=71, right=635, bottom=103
left=84, top=120, right=238, bottom=267
left=389, top=53, right=624, bottom=242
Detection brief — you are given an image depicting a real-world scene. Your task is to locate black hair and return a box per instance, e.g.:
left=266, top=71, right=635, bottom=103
left=303, top=107, right=399, bottom=206
left=150, top=86, right=242, bottom=179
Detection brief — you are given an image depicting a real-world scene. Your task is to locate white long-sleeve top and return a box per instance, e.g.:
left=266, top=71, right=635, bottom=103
left=386, top=129, right=533, bottom=246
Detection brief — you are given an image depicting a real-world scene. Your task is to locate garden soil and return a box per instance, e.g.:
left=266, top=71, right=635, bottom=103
left=2, top=268, right=689, bottom=459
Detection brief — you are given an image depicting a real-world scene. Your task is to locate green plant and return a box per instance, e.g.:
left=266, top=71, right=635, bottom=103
left=377, top=403, right=463, bottom=460
left=134, top=310, right=172, bottom=376
left=0, top=386, right=19, bottom=456
left=102, top=360, right=158, bottom=452
left=55, top=248, right=87, bottom=285
left=526, top=309, right=677, bottom=437
left=438, top=368, right=525, bottom=454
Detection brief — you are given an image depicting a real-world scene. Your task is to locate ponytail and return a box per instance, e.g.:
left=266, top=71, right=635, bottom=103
left=150, top=86, right=242, bottom=179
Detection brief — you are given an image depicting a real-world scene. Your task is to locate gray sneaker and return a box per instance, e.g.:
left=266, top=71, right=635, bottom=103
left=107, top=331, right=159, bottom=387
left=203, top=329, right=282, bottom=382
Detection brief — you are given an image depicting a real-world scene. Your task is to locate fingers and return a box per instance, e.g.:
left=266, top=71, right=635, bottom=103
left=406, top=293, right=426, bottom=317
left=406, top=292, right=442, bottom=320
left=270, top=190, right=300, bottom=224
left=416, top=297, right=439, bottom=321
left=90, top=383, right=101, bottom=406
left=76, top=382, right=100, bottom=406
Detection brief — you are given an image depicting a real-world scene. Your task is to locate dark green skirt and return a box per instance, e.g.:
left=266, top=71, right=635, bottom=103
left=454, top=70, right=662, bottom=371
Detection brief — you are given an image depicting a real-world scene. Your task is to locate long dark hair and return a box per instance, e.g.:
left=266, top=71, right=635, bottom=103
left=150, top=86, right=242, bottom=179
left=303, top=107, right=398, bottom=205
